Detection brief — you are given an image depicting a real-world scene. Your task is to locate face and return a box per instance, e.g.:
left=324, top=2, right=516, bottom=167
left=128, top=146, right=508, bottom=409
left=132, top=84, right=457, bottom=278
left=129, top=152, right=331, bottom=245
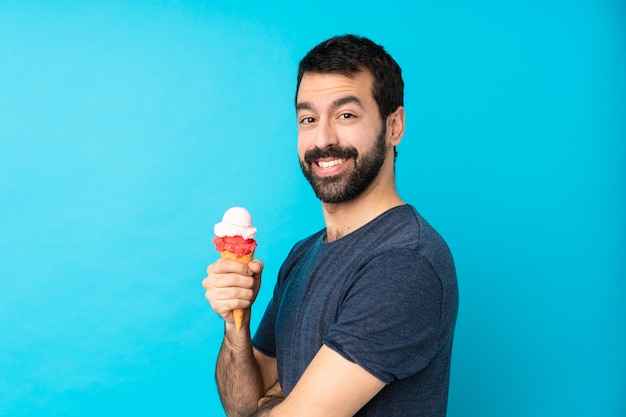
left=296, top=71, right=390, bottom=204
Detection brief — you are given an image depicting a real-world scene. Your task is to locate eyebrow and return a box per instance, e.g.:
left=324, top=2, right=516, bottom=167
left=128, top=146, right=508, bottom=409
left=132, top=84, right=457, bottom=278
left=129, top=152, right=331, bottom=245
left=333, top=95, right=363, bottom=110
left=296, top=95, right=364, bottom=112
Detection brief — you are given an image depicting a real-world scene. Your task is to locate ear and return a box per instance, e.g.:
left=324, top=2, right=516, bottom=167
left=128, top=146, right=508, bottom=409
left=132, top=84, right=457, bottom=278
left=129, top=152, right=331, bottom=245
left=386, top=106, right=405, bottom=147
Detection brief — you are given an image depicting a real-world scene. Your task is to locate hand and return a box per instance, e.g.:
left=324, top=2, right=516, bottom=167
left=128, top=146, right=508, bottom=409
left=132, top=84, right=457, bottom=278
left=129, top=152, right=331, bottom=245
left=203, top=258, right=263, bottom=327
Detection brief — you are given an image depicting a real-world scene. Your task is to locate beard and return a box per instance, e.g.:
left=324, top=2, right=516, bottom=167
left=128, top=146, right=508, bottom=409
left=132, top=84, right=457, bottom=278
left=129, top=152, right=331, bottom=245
left=299, top=125, right=387, bottom=204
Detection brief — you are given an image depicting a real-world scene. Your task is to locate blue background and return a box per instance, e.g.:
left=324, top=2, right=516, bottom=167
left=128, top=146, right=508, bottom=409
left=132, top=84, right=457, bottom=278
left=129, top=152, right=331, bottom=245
left=1, top=1, right=624, bottom=416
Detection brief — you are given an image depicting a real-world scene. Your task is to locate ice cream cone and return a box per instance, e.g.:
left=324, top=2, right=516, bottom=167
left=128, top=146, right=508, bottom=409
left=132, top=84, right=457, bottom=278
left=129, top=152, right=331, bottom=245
left=219, top=250, right=255, bottom=264
left=219, top=249, right=255, bottom=331
left=213, top=207, right=258, bottom=332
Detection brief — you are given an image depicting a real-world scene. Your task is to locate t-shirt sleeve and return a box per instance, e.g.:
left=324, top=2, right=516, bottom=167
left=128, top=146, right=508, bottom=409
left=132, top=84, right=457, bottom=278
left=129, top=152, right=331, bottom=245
left=323, top=248, right=443, bottom=384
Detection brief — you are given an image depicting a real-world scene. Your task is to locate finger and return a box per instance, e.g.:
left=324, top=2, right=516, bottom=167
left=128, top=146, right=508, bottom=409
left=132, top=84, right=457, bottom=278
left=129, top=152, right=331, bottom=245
left=207, top=297, right=254, bottom=320
left=216, top=273, right=256, bottom=290
left=204, top=294, right=236, bottom=321
left=248, top=259, right=264, bottom=273
left=205, top=287, right=255, bottom=313
left=203, top=270, right=256, bottom=291
left=210, top=285, right=255, bottom=302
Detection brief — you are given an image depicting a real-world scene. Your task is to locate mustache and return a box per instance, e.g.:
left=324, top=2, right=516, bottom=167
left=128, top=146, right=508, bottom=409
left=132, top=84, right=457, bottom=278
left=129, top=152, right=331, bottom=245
left=303, top=146, right=359, bottom=165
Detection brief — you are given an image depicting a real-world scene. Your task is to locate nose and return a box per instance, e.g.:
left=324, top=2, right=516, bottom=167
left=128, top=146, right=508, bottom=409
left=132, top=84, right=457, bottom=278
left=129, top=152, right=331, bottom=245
left=313, top=117, right=339, bottom=149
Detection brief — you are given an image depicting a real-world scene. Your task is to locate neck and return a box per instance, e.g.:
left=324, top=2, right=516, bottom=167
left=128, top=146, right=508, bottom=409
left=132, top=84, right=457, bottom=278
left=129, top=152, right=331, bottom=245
left=321, top=156, right=404, bottom=242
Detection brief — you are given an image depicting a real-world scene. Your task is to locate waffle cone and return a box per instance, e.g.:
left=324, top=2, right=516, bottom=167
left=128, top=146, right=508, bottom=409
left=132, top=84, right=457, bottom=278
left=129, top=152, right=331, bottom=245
left=219, top=249, right=255, bottom=331
left=219, top=250, right=255, bottom=264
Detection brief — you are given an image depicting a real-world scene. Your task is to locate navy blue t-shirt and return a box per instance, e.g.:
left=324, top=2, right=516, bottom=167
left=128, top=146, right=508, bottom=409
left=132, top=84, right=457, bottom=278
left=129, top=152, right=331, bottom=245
left=253, top=205, right=458, bottom=416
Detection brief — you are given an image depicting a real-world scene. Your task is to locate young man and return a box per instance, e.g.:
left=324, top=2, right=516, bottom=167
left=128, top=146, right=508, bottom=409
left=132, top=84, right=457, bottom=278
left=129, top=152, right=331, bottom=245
left=203, top=34, right=458, bottom=417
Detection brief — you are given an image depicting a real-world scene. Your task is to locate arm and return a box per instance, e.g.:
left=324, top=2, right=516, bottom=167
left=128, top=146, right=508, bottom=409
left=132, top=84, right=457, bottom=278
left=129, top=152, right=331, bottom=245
left=204, top=259, right=280, bottom=416
left=216, top=326, right=279, bottom=417
left=260, top=345, right=385, bottom=417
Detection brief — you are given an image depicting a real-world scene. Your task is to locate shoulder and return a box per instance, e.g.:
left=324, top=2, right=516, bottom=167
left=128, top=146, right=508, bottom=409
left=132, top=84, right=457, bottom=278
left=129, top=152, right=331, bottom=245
left=353, top=205, right=457, bottom=315
left=354, top=205, right=450, bottom=259
left=388, top=205, right=455, bottom=283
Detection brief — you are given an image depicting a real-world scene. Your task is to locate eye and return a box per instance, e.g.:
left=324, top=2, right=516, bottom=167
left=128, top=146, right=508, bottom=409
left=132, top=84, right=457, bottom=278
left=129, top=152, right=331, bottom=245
left=338, top=112, right=356, bottom=120
left=299, top=116, right=316, bottom=125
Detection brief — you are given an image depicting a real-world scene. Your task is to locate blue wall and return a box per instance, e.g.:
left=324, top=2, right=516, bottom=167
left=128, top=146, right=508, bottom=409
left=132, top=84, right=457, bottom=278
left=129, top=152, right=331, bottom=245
left=1, top=1, right=624, bottom=416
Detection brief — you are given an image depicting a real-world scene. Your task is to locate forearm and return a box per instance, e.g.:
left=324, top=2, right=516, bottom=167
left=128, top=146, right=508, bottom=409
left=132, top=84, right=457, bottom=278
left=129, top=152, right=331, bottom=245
left=216, top=323, right=266, bottom=417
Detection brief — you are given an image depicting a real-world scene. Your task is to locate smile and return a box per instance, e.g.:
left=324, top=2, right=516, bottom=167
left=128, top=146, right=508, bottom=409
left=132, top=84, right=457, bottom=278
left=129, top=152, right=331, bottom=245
left=317, top=158, right=345, bottom=169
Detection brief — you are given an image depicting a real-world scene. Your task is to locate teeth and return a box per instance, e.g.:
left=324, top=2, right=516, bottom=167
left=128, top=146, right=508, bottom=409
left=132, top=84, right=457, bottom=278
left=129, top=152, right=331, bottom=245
left=317, top=159, right=344, bottom=169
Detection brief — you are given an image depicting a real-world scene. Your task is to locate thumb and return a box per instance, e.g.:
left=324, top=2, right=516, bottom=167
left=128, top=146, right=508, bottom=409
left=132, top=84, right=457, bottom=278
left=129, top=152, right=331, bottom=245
left=248, top=259, right=264, bottom=276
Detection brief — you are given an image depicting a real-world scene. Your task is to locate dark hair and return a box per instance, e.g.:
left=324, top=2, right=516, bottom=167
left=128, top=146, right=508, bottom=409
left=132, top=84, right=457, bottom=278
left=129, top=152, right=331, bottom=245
left=296, top=34, right=404, bottom=121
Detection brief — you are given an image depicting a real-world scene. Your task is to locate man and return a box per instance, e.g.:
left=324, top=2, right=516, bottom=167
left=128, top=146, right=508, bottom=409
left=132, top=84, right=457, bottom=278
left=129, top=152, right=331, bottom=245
left=203, top=34, right=458, bottom=417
